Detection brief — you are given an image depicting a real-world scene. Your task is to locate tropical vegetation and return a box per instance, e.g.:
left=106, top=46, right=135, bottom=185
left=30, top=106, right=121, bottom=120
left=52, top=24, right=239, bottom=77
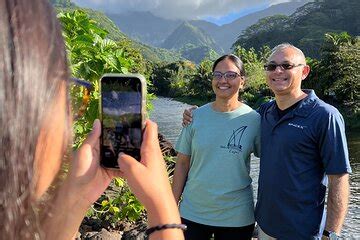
left=58, top=9, right=152, bottom=224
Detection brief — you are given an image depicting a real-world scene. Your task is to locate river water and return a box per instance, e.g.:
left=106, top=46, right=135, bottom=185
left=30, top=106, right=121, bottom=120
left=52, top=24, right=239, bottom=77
left=150, top=97, right=359, bottom=239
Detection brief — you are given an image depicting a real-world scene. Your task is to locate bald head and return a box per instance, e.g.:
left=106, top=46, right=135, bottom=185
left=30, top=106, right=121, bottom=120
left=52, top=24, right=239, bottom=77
left=269, top=43, right=306, bottom=65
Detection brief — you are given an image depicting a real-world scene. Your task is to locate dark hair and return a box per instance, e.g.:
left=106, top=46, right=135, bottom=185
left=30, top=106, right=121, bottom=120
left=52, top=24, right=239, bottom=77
left=212, top=54, right=246, bottom=76
left=0, top=0, right=70, bottom=238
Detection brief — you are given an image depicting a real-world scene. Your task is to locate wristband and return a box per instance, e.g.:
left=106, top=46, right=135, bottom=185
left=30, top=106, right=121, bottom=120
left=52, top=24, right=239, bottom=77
left=145, top=223, right=187, bottom=236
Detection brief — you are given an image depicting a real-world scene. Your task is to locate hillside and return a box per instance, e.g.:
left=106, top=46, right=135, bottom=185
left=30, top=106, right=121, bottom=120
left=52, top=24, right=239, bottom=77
left=107, top=11, right=181, bottom=47
left=233, top=0, right=360, bottom=58
left=215, top=0, right=311, bottom=51
left=52, top=4, right=182, bottom=63
left=162, top=22, right=221, bottom=52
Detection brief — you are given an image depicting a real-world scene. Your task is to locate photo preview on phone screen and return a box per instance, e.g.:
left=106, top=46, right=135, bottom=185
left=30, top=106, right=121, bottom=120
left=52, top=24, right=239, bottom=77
left=101, top=76, right=143, bottom=168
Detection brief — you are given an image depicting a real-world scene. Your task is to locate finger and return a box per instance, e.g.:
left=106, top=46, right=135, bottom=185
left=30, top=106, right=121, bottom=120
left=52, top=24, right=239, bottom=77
left=182, top=119, right=191, bottom=127
left=140, top=120, right=163, bottom=167
left=117, top=152, right=145, bottom=177
left=190, top=105, right=198, bottom=112
left=141, top=120, right=159, bottom=151
left=82, top=119, right=101, bottom=147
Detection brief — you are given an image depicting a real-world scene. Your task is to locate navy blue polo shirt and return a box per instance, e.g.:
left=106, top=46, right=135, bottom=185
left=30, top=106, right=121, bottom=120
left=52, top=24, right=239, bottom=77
left=255, top=90, right=351, bottom=239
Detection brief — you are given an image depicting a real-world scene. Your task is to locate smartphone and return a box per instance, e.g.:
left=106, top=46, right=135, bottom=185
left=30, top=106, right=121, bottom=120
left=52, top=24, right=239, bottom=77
left=100, top=73, right=146, bottom=169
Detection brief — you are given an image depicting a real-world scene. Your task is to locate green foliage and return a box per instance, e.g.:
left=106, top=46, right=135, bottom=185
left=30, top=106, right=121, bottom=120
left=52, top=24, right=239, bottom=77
left=58, top=9, right=154, bottom=223
left=90, top=179, right=145, bottom=224
left=187, top=60, right=214, bottom=101
left=233, top=46, right=272, bottom=107
left=59, top=10, right=133, bottom=146
left=151, top=61, right=196, bottom=97
left=316, top=33, right=359, bottom=107
left=80, top=9, right=127, bottom=41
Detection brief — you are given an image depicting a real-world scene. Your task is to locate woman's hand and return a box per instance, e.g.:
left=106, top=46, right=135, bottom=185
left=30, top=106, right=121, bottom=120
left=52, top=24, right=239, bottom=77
left=66, top=119, right=119, bottom=205
left=118, top=120, right=184, bottom=239
left=42, top=119, right=119, bottom=240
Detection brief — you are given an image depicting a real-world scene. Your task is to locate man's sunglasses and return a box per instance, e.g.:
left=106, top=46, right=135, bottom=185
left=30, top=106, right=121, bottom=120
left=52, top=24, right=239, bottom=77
left=212, top=71, right=241, bottom=81
left=263, top=63, right=304, bottom=71
left=70, top=78, right=93, bottom=120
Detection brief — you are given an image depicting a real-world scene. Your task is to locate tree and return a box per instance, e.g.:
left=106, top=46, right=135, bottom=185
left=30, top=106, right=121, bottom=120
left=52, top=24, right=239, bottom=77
left=233, top=46, right=272, bottom=107
left=150, top=60, right=196, bottom=97
left=310, top=32, right=359, bottom=112
left=188, top=60, right=214, bottom=101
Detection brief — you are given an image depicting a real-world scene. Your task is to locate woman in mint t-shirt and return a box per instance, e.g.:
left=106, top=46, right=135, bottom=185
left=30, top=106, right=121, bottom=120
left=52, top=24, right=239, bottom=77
left=172, top=54, right=261, bottom=240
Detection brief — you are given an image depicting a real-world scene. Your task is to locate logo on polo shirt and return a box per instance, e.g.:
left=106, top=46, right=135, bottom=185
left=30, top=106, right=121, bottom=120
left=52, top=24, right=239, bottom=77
left=221, top=126, right=247, bottom=154
left=288, top=123, right=307, bottom=129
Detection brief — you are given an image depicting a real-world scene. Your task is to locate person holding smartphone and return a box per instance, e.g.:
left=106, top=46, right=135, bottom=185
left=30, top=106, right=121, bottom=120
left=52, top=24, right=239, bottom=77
left=172, top=54, right=261, bottom=240
left=0, top=0, right=184, bottom=239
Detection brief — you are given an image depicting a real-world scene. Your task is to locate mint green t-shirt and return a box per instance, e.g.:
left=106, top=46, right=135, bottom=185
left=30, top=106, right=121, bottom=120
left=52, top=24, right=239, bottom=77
left=175, top=103, right=261, bottom=227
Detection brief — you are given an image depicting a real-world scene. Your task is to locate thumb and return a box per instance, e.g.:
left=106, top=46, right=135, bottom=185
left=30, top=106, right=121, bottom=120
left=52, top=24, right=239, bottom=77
left=82, top=119, right=101, bottom=147
left=118, top=152, right=145, bottom=176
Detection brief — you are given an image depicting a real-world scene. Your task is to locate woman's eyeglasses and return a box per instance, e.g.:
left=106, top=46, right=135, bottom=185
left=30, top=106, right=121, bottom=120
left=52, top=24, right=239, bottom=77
left=70, top=78, right=93, bottom=120
left=212, top=71, right=241, bottom=81
left=263, top=63, right=304, bottom=71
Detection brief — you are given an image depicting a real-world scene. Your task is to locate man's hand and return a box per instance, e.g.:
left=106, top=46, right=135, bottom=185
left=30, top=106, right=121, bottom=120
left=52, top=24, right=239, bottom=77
left=182, top=106, right=197, bottom=126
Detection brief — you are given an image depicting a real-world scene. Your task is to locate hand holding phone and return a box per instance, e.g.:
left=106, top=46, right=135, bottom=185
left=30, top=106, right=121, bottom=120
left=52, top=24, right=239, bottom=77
left=100, top=74, right=146, bottom=169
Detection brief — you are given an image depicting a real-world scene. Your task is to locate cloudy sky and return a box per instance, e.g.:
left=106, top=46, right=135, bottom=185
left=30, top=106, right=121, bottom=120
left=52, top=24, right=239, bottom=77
left=72, top=0, right=295, bottom=25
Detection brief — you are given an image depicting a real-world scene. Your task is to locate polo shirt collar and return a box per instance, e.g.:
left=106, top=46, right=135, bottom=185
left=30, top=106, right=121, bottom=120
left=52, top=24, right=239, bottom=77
left=266, top=89, right=318, bottom=118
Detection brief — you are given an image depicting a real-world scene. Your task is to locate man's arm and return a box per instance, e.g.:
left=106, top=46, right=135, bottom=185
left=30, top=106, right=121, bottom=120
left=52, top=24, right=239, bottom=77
left=172, top=153, right=191, bottom=203
left=324, top=173, right=350, bottom=235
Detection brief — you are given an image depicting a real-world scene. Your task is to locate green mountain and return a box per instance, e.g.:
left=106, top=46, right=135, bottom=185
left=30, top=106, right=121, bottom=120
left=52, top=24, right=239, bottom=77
left=107, top=11, right=181, bottom=47
left=233, top=0, right=360, bottom=58
left=52, top=4, right=181, bottom=63
left=160, top=22, right=222, bottom=62
left=162, top=22, right=221, bottom=51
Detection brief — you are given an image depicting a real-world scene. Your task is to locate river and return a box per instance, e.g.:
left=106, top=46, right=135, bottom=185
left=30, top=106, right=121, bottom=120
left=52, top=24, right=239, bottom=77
left=150, top=97, right=359, bottom=239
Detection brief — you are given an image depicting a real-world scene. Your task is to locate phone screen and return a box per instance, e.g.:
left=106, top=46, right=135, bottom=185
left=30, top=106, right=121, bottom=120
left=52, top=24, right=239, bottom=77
left=100, top=76, right=143, bottom=168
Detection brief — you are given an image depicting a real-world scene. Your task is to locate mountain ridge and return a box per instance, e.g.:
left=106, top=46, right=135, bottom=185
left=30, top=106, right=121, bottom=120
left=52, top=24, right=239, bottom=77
left=106, top=1, right=311, bottom=52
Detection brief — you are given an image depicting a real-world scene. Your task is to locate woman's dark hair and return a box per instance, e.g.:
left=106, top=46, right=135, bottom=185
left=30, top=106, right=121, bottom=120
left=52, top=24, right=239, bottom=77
left=212, top=54, right=246, bottom=76
left=0, top=0, right=70, bottom=238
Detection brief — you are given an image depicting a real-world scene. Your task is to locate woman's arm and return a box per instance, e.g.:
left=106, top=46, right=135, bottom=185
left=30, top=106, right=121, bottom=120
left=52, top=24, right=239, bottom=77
left=42, top=120, right=184, bottom=240
left=172, top=153, right=191, bottom=204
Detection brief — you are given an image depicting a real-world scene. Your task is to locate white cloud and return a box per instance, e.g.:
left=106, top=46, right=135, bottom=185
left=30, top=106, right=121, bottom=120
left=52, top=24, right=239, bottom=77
left=72, top=0, right=293, bottom=20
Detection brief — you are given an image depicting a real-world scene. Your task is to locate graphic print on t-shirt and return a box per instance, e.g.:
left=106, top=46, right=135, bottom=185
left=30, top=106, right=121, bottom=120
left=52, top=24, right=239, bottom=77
left=220, top=126, right=247, bottom=154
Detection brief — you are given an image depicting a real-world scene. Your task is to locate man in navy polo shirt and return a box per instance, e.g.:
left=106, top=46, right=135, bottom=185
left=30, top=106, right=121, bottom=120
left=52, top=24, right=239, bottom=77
left=255, top=43, right=351, bottom=240
left=182, top=43, right=351, bottom=239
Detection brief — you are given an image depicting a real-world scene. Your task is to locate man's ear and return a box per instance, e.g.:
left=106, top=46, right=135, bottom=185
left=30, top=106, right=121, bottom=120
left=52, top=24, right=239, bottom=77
left=302, top=65, right=311, bottom=80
